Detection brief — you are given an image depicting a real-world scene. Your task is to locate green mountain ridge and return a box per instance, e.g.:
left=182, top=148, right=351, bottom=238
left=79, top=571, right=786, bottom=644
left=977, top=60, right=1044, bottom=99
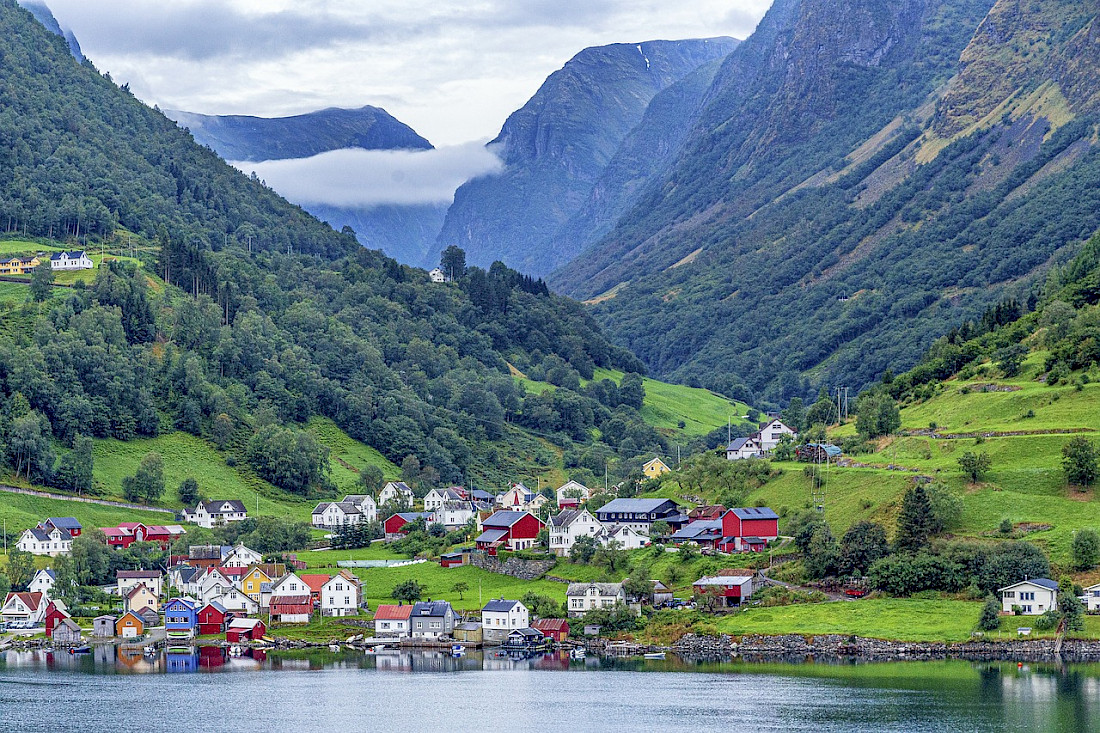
left=548, top=0, right=1100, bottom=408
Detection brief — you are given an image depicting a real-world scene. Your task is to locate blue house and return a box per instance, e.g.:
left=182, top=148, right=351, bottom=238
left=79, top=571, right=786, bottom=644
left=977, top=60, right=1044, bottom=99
left=163, top=597, right=199, bottom=640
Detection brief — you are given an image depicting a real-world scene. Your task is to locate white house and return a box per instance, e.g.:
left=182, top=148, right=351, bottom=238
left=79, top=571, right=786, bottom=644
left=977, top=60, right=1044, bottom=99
left=598, top=523, right=650, bottom=550
left=271, top=572, right=310, bottom=598
left=428, top=268, right=447, bottom=283
left=756, top=418, right=798, bottom=453
left=28, top=569, right=56, bottom=597
left=1, top=592, right=47, bottom=625
left=566, top=583, right=626, bottom=617
left=311, top=500, right=366, bottom=529
left=999, top=578, right=1059, bottom=615
left=197, top=568, right=234, bottom=606
left=726, top=436, right=764, bottom=461
left=116, top=570, right=163, bottom=599
left=423, top=487, right=465, bottom=512
left=48, top=250, right=93, bottom=270
left=321, top=571, right=361, bottom=617
left=183, top=500, right=248, bottom=528
left=343, top=494, right=378, bottom=522
left=221, top=543, right=263, bottom=568
left=373, top=604, right=412, bottom=638
left=211, top=586, right=260, bottom=616
left=497, top=483, right=549, bottom=513
left=435, top=501, right=480, bottom=531
left=556, top=480, right=591, bottom=509
left=1083, top=583, right=1100, bottom=613
left=481, top=599, right=529, bottom=643
left=378, top=481, right=415, bottom=507
left=16, top=526, right=73, bottom=556
left=548, top=508, right=602, bottom=556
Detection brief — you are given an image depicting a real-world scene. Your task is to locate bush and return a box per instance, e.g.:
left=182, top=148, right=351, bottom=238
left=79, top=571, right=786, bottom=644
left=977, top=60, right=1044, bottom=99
left=977, top=596, right=1001, bottom=631
left=1034, top=609, right=1060, bottom=631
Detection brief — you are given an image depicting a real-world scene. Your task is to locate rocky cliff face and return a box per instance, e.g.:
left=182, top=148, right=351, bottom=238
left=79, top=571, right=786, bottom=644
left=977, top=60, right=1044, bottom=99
left=18, top=0, right=82, bottom=60
left=431, top=38, right=738, bottom=276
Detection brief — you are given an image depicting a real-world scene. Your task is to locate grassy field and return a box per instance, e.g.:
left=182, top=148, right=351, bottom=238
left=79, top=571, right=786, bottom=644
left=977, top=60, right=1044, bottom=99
left=306, top=417, right=401, bottom=491
left=713, top=599, right=984, bottom=642
left=354, top=562, right=567, bottom=612
left=0, top=491, right=172, bottom=536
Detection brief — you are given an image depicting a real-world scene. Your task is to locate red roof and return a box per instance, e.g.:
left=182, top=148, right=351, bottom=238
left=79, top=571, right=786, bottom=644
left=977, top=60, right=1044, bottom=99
left=220, top=566, right=248, bottom=578
left=300, top=574, right=329, bottom=593
left=373, top=604, right=413, bottom=621
left=531, top=618, right=569, bottom=632
left=5, top=592, right=44, bottom=612
left=271, top=595, right=312, bottom=615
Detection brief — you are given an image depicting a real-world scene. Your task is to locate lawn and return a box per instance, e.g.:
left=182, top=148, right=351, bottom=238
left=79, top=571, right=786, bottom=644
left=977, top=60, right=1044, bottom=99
left=0, top=490, right=172, bottom=536
left=303, top=543, right=407, bottom=567
left=355, top=562, right=568, bottom=612
left=714, top=599, right=984, bottom=642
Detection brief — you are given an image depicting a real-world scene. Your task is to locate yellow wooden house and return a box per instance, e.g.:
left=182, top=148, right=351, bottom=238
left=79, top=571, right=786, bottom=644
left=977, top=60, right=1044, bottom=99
left=0, top=256, right=40, bottom=275
left=124, top=582, right=159, bottom=613
left=241, top=565, right=274, bottom=601
left=643, top=457, right=671, bottom=479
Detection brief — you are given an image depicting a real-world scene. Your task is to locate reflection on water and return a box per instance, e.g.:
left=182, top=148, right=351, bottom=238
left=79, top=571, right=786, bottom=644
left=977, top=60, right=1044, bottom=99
left=2, top=647, right=1100, bottom=731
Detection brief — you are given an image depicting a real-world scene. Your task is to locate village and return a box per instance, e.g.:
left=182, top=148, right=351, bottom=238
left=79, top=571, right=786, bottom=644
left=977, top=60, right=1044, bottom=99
left=2, top=417, right=1081, bottom=662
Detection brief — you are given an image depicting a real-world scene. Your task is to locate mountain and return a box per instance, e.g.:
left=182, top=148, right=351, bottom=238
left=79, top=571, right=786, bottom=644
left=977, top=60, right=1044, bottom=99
left=0, top=0, right=695, bottom=497
left=17, top=0, right=81, bottom=60
left=166, top=106, right=446, bottom=264
left=432, top=38, right=739, bottom=277
left=549, top=0, right=1100, bottom=407
left=166, top=106, right=432, bottom=162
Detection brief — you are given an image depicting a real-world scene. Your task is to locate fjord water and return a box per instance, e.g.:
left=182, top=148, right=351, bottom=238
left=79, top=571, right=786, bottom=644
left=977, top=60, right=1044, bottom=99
left=1, top=650, right=1098, bottom=732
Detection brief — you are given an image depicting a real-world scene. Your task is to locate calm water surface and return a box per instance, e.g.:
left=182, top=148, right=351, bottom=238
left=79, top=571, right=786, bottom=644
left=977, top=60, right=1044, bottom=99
left=1, top=647, right=1098, bottom=732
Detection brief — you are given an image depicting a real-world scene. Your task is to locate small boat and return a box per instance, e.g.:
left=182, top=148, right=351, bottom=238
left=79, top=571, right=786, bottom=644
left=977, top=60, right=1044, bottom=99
left=328, top=644, right=341, bottom=652
left=643, top=652, right=666, bottom=660
left=569, top=648, right=586, bottom=660
left=228, top=646, right=244, bottom=657
left=68, top=646, right=92, bottom=655
left=451, top=644, right=465, bottom=657
left=143, top=646, right=156, bottom=655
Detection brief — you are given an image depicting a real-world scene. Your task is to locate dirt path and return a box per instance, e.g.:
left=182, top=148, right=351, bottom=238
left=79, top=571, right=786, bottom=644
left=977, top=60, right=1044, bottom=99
left=0, top=484, right=176, bottom=514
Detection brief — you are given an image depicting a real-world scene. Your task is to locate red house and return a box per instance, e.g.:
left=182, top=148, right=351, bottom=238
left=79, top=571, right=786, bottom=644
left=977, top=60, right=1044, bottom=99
left=226, top=617, right=267, bottom=642
left=474, top=511, right=544, bottom=556
left=44, top=601, right=70, bottom=635
left=531, top=618, right=570, bottom=642
left=100, top=522, right=186, bottom=549
left=693, top=575, right=754, bottom=607
left=44, top=518, right=81, bottom=538
left=720, top=507, right=779, bottom=552
left=197, top=602, right=229, bottom=635
left=383, top=512, right=436, bottom=540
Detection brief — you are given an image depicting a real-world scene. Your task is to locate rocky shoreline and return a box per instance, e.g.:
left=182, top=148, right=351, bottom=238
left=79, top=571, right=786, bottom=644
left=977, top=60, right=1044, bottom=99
left=673, top=634, right=1100, bottom=662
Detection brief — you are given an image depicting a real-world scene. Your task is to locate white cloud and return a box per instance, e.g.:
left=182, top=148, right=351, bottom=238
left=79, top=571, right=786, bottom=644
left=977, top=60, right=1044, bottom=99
left=44, top=0, right=771, bottom=145
left=234, top=143, right=504, bottom=207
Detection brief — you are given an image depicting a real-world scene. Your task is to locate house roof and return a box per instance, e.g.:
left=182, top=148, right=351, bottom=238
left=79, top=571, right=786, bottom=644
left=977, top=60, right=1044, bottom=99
left=33, top=568, right=57, bottom=581
left=4, top=592, right=44, bottom=611
left=117, top=570, right=161, bottom=580
left=300, top=574, right=330, bottom=593
left=729, top=507, right=780, bottom=521
left=49, top=251, right=87, bottom=260
left=373, top=604, right=414, bottom=621
left=198, top=500, right=247, bottom=514
left=726, top=438, right=756, bottom=451
left=550, top=509, right=593, bottom=527
left=531, top=618, right=569, bottom=632
left=270, top=595, right=312, bottom=614
left=188, top=545, right=224, bottom=560
left=508, top=628, right=544, bottom=639
left=475, top=528, right=508, bottom=544
left=565, top=583, right=623, bottom=597
left=411, top=601, right=453, bottom=618
left=391, top=511, right=435, bottom=523
left=596, top=498, right=678, bottom=515
left=670, top=519, right=722, bottom=540
left=482, top=599, right=521, bottom=613
left=382, top=481, right=414, bottom=495
left=1000, top=578, right=1059, bottom=592
left=117, top=611, right=144, bottom=625
left=200, top=601, right=228, bottom=615
left=694, top=575, right=752, bottom=586
left=482, top=510, right=533, bottom=528
left=46, top=517, right=82, bottom=530
left=54, top=617, right=81, bottom=633
left=228, top=617, right=263, bottom=630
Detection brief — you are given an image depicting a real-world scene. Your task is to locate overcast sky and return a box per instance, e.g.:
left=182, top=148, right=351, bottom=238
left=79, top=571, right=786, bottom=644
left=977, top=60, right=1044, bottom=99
left=44, top=0, right=771, bottom=146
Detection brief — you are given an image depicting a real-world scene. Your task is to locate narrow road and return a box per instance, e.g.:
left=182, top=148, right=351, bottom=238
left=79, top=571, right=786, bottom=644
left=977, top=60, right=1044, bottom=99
left=0, top=484, right=176, bottom=514
left=758, top=567, right=851, bottom=602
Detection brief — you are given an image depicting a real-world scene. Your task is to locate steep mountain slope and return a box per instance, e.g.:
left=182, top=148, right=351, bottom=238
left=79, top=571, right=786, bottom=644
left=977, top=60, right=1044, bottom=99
left=166, top=106, right=445, bottom=264
left=167, top=106, right=432, bottom=161
left=552, top=0, right=1100, bottom=407
left=17, top=0, right=81, bottom=60
left=432, top=38, right=739, bottom=276
left=0, top=0, right=712, bottom=502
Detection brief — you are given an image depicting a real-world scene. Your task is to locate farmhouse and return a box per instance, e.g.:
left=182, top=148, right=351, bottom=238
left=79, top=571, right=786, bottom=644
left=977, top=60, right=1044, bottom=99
left=183, top=500, right=248, bottom=528
left=101, top=522, right=186, bottom=549
left=726, top=436, right=764, bottom=461
left=566, top=583, right=625, bottom=617
left=555, top=480, right=591, bottom=509
left=475, top=511, right=544, bottom=555
left=423, top=487, right=467, bottom=512
left=221, top=543, right=263, bottom=568
left=756, top=418, right=798, bottom=452
left=379, top=481, right=415, bottom=506
left=429, top=267, right=447, bottom=283
left=28, top=568, right=56, bottom=597
left=642, top=457, right=671, bottom=479
left=16, top=524, right=74, bottom=556
left=321, top=571, right=361, bottom=617
left=597, top=523, right=649, bottom=550
left=719, top=507, right=780, bottom=553
left=548, top=508, right=602, bottom=556
left=594, top=498, right=682, bottom=533
left=1000, top=578, right=1058, bottom=615
left=0, top=256, right=40, bottom=275
left=312, top=494, right=378, bottom=528
left=49, top=250, right=93, bottom=270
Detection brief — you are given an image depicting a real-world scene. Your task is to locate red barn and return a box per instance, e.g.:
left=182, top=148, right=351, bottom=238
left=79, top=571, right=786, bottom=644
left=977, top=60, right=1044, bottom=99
left=693, top=575, right=754, bottom=607
left=43, top=601, right=70, bottom=635
left=721, top=507, right=779, bottom=552
left=383, top=512, right=436, bottom=540
left=531, top=618, right=570, bottom=642
left=101, top=522, right=185, bottom=549
left=197, top=602, right=229, bottom=635
left=475, top=511, right=544, bottom=555
left=226, top=617, right=267, bottom=642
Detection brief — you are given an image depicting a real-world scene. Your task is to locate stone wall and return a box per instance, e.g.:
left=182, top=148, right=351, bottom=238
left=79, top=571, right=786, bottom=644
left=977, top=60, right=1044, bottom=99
left=673, top=633, right=1100, bottom=662
left=469, top=554, right=555, bottom=580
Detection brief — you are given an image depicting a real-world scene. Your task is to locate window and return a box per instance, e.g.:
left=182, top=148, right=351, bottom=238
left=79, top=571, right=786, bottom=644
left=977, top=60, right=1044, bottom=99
left=1003, top=591, right=1014, bottom=599
left=1022, top=605, right=1033, bottom=613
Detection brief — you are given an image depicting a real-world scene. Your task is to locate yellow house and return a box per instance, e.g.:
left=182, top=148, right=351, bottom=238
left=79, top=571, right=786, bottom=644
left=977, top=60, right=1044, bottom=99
left=643, top=457, right=671, bottom=479
left=241, top=566, right=273, bottom=601
left=0, top=256, right=40, bottom=275
left=125, top=582, right=159, bottom=613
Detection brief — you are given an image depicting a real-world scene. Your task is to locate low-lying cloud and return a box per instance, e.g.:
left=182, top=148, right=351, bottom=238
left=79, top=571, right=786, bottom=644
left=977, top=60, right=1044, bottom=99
left=233, top=143, right=503, bottom=208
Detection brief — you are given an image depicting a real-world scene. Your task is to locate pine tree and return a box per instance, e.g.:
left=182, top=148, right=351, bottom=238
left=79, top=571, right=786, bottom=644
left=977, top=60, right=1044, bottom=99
left=895, top=485, right=934, bottom=553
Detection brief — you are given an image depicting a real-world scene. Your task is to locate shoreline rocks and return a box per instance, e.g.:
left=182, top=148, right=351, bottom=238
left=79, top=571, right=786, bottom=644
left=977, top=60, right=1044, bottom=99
left=672, top=633, right=1100, bottom=662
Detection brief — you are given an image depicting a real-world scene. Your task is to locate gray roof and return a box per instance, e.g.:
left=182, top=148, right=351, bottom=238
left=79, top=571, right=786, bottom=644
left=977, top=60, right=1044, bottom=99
left=694, top=575, right=752, bottom=586
left=46, top=517, right=82, bottom=530
left=201, top=500, right=247, bottom=514
left=549, top=509, right=584, bottom=527
left=1001, top=578, right=1058, bottom=591
left=475, top=528, right=508, bottom=544
left=566, top=582, right=623, bottom=597
left=730, top=507, right=779, bottom=521
left=596, top=498, right=678, bottom=515
left=482, top=510, right=529, bottom=528
left=411, top=601, right=454, bottom=618
left=482, top=599, right=521, bottom=613
left=727, top=438, right=754, bottom=451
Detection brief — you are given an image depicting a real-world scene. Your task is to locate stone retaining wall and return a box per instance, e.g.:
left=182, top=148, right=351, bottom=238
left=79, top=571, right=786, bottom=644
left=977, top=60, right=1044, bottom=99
left=469, top=554, right=555, bottom=580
